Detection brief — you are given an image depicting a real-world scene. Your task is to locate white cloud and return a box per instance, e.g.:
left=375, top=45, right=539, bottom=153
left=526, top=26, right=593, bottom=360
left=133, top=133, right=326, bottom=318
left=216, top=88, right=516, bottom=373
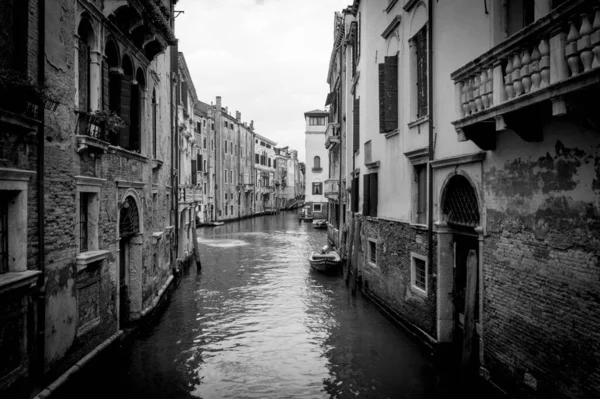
left=176, top=0, right=349, bottom=162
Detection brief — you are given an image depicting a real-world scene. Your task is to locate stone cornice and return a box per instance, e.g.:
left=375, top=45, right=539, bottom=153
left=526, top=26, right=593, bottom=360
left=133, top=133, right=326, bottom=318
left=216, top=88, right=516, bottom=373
left=431, top=152, right=486, bottom=169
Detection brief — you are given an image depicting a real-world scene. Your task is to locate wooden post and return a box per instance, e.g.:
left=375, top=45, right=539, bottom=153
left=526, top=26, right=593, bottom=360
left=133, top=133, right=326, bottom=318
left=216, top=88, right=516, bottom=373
left=344, top=217, right=355, bottom=284
left=461, top=250, right=478, bottom=381
left=350, top=217, right=362, bottom=295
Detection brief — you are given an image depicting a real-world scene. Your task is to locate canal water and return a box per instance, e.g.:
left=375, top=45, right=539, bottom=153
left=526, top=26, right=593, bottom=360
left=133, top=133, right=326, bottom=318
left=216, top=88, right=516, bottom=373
left=59, top=212, right=445, bottom=399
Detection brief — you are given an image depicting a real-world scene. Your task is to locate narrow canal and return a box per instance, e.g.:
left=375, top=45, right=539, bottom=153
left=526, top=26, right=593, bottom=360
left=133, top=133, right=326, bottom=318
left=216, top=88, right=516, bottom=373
left=60, top=212, right=443, bottom=399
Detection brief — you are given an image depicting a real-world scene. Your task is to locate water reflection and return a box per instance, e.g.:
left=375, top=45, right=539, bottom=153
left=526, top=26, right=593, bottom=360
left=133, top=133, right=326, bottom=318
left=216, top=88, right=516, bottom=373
left=59, top=212, right=438, bottom=399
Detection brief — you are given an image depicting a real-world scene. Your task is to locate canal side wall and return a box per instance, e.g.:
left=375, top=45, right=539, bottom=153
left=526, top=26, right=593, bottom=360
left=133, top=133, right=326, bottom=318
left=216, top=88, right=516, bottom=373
left=349, top=214, right=438, bottom=344
left=477, top=130, right=600, bottom=399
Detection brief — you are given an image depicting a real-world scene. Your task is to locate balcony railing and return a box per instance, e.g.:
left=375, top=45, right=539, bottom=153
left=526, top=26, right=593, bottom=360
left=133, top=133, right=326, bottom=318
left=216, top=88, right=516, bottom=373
left=325, top=122, right=340, bottom=150
left=324, top=179, right=340, bottom=200
left=451, top=0, right=600, bottom=150
left=178, top=185, right=203, bottom=204
left=312, top=167, right=323, bottom=173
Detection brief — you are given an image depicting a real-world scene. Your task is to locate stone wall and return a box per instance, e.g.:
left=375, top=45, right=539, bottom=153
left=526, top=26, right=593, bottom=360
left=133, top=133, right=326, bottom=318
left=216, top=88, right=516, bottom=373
left=357, top=216, right=437, bottom=339
left=481, top=127, right=600, bottom=398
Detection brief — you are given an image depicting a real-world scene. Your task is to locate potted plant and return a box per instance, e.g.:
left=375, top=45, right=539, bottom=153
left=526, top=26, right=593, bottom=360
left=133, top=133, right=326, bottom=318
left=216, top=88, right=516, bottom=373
left=89, top=110, right=126, bottom=144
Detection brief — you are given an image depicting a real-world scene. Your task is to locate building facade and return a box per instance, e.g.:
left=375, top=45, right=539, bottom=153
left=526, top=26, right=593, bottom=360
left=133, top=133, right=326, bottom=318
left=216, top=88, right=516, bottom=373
left=254, top=133, right=277, bottom=214
left=304, top=109, right=329, bottom=220
left=331, top=0, right=600, bottom=397
left=0, top=0, right=179, bottom=397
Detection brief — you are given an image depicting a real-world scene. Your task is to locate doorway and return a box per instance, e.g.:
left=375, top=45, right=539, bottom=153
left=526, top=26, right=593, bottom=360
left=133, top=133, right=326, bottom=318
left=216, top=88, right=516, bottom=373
left=452, top=234, right=479, bottom=375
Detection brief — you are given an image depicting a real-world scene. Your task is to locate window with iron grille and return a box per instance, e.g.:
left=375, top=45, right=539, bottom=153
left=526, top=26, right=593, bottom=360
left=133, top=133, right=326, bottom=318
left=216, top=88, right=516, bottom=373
left=415, top=26, right=428, bottom=118
left=411, top=253, right=427, bottom=294
left=0, top=196, right=8, bottom=273
left=443, top=175, right=480, bottom=228
left=119, top=196, right=140, bottom=238
left=80, top=193, right=89, bottom=252
left=368, top=240, right=377, bottom=266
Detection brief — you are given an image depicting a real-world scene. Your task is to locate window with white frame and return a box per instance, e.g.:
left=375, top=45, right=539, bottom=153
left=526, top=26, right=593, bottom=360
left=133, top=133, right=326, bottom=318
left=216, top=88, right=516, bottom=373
left=411, top=252, right=428, bottom=295
left=76, top=176, right=104, bottom=253
left=0, top=169, right=35, bottom=274
left=368, top=239, right=378, bottom=267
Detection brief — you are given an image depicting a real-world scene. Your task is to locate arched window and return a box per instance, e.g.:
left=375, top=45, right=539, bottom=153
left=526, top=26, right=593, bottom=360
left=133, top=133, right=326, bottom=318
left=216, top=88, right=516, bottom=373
left=120, top=55, right=134, bottom=149
left=77, top=18, right=94, bottom=112
left=313, top=156, right=321, bottom=169
left=105, top=40, right=120, bottom=113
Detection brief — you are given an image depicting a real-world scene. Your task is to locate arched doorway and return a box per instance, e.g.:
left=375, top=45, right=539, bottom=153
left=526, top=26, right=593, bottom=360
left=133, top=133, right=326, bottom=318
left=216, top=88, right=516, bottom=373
left=119, top=195, right=139, bottom=325
left=440, top=174, right=481, bottom=376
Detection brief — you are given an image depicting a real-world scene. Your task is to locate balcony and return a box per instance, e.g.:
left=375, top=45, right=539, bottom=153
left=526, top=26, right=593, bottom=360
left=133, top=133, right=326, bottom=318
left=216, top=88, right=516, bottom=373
left=451, top=0, right=600, bottom=150
left=312, top=167, right=323, bottom=173
left=325, top=122, right=340, bottom=150
left=324, top=179, right=340, bottom=200
left=75, top=111, right=117, bottom=153
left=178, top=185, right=203, bottom=204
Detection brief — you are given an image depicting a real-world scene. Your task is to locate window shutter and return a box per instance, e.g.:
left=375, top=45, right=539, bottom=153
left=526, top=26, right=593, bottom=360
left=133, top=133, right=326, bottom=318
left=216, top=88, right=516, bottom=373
left=182, top=82, right=188, bottom=108
left=109, top=72, right=121, bottom=114
left=378, top=63, right=385, bottom=133
left=363, top=174, right=370, bottom=216
left=353, top=98, right=360, bottom=153
left=78, top=39, right=90, bottom=112
left=119, top=76, right=132, bottom=148
left=191, top=160, right=197, bottom=185
left=102, top=61, right=109, bottom=111
left=384, top=56, right=398, bottom=132
left=197, top=153, right=202, bottom=170
left=370, top=173, right=378, bottom=217
left=416, top=27, right=428, bottom=118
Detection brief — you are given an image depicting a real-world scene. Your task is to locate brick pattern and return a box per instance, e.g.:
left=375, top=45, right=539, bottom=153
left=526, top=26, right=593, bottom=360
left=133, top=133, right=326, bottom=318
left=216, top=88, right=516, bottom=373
left=358, top=216, right=437, bottom=338
left=482, top=138, right=600, bottom=398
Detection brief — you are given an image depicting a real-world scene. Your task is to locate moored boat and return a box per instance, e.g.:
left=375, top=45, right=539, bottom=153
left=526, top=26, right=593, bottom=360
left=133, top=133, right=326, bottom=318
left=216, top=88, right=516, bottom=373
left=308, top=249, right=341, bottom=274
left=312, top=219, right=327, bottom=229
left=206, top=221, right=224, bottom=226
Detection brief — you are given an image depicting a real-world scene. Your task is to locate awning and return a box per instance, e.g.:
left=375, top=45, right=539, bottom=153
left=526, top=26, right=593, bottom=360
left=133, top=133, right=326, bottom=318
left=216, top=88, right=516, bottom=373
left=325, top=92, right=333, bottom=106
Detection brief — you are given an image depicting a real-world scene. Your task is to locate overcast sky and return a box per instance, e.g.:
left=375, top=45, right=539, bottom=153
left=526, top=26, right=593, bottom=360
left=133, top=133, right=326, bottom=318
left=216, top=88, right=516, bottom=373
left=175, top=0, right=349, bottom=162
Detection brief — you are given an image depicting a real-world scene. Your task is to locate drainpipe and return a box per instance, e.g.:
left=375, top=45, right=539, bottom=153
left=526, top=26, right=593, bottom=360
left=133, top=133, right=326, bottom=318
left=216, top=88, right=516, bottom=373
left=36, top=0, right=46, bottom=384
left=427, top=0, right=435, bottom=305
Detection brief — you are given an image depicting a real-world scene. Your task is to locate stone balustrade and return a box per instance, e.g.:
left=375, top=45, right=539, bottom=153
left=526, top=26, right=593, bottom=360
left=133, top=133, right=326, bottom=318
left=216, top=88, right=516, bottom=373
left=452, top=0, right=600, bottom=123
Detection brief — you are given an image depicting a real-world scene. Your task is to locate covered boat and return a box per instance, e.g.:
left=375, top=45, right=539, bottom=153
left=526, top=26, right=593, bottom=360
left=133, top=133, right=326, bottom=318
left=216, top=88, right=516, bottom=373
left=308, top=247, right=341, bottom=274
left=312, top=219, right=327, bottom=229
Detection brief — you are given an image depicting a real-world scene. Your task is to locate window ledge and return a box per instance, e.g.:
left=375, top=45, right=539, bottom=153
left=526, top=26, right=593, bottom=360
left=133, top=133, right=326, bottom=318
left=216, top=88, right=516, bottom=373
left=410, top=284, right=428, bottom=298
left=76, top=250, right=110, bottom=272
left=108, top=145, right=148, bottom=162
left=152, top=159, right=164, bottom=169
left=365, top=161, right=380, bottom=170
left=0, top=270, right=41, bottom=295
left=385, top=129, right=400, bottom=139
left=76, top=135, right=110, bottom=154
left=408, top=116, right=429, bottom=129
left=410, top=223, right=429, bottom=231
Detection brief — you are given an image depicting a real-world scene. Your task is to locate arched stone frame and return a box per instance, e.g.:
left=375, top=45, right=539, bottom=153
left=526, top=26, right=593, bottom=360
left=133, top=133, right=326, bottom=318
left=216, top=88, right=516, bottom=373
left=435, top=168, right=486, bottom=370
left=134, top=67, right=147, bottom=155
left=116, top=188, right=144, bottom=325
left=408, top=1, right=428, bottom=121
left=104, top=37, right=121, bottom=123
left=75, top=13, right=101, bottom=112
left=151, top=86, right=158, bottom=159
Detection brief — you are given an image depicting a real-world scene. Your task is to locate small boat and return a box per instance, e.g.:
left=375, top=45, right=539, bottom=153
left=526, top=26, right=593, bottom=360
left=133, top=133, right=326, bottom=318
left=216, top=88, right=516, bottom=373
left=206, top=221, right=224, bottom=226
left=308, top=248, right=341, bottom=274
left=312, top=219, right=327, bottom=229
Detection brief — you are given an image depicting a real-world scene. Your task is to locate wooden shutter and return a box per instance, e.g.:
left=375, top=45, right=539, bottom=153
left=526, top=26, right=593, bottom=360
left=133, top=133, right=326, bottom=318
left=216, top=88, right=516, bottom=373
left=102, top=61, right=109, bottom=111
left=384, top=56, right=398, bottom=132
left=370, top=173, right=378, bottom=217
left=78, top=39, right=90, bottom=112
left=353, top=98, right=359, bottom=152
left=119, top=76, right=132, bottom=148
left=351, top=177, right=358, bottom=212
left=363, top=174, right=370, bottom=216
left=191, top=160, right=197, bottom=185
left=416, top=27, right=428, bottom=118
left=378, top=63, right=385, bottom=133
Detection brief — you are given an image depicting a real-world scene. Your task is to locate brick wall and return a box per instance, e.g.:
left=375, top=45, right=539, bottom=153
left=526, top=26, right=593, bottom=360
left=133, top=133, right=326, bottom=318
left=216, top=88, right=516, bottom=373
left=358, top=216, right=437, bottom=339
left=482, top=130, right=600, bottom=398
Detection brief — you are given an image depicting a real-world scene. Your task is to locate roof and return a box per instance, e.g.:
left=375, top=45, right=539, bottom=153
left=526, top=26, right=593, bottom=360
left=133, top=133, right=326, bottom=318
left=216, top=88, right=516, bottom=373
left=178, top=52, right=198, bottom=104
left=254, top=133, right=277, bottom=146
left=304, top=109, right=329, bottom=117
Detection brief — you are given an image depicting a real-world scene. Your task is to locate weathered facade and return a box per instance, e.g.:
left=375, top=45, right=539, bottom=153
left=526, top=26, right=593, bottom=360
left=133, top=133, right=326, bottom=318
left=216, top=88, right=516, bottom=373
left=331, top=0, right=600, bottom=397
left=254, top=133, right=277, bottom=214
left=0, top=0, right=179, bottom=397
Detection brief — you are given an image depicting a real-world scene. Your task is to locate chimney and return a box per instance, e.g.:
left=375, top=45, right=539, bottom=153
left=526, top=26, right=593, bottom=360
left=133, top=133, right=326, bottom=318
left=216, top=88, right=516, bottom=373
left=225, top=106, right=228, bottom=114
left=236, top=111, right=241, bottom=121
left=250, top=120, right=254, bottom=130
left=216, top=96, right=221, bottom=109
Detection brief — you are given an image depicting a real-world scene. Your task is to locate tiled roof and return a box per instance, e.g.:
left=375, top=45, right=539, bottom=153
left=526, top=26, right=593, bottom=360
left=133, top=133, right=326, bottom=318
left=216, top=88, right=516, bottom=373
left=304, top=109, right=329, bottom=116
